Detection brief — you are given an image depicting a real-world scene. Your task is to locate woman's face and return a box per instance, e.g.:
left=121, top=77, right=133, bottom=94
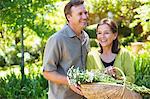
left=97, top=24, right=117, bottom=47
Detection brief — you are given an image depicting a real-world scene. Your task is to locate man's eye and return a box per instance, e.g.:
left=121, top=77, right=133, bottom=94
left=84, top=11, right=88, bottom=15
left=79, top=12, right=82, bottom=15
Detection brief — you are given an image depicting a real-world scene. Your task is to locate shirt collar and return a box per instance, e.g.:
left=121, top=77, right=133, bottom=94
left=63, top=24, right=88, bottom=45
left=64, top=24, right=76, bottom=37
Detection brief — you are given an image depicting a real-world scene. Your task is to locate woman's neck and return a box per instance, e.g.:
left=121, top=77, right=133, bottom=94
left=101, top=46, right=116, bottom=63
left=102, top=46, right=112, bottom=55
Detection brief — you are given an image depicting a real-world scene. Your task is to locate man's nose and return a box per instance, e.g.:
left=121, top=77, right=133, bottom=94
left=82, top=13, right=88, bottom=19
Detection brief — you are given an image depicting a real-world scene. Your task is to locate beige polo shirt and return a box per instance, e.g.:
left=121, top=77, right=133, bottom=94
left=43, top=24, right=90, bottom=99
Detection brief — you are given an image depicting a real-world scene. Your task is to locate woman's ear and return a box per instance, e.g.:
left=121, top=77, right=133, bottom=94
left=113, top=32, right=118, bottom=40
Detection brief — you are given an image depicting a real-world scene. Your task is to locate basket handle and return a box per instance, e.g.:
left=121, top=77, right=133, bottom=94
left=114, top=67, right=126, bottom=97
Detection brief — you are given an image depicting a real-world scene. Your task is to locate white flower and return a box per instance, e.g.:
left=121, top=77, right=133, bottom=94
left=86, top=71, right=94, bottom=82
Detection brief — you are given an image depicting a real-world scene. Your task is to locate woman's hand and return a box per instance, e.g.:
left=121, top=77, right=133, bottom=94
left=104, top=66, right=116, bottom=77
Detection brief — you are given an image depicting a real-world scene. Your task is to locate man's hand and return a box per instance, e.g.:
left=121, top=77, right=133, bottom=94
left=67, top=77, right=83, bottom=96
left=69, top=84, right=83, bottom=96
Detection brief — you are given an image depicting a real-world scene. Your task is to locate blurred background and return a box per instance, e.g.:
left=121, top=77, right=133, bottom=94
left=0, top=0, right=150, bottom=98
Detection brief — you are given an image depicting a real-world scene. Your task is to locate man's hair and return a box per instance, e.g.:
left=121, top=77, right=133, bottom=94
left=64, top=0, right=84, bottom=22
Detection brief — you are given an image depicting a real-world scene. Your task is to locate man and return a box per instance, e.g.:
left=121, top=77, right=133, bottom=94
left=42, top=0, right=89, bottom=99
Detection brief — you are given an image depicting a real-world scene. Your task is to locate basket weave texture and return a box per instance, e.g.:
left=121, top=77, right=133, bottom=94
left=81, top=83, right=142, bottom=99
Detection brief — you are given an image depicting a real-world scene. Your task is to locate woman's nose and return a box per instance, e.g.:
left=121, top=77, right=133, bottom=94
left=100, top=33, right=105, bottom=38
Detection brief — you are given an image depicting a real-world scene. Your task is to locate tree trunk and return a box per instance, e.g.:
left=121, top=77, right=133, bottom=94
left=21, top=26, right=25, bottom=81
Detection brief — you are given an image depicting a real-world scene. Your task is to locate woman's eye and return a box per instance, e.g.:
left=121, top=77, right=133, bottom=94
left=105, top=32, right=109, bottom=34
left=105, top=32, right=111, bottom=34
left=97, top=32, right=101, bottom=35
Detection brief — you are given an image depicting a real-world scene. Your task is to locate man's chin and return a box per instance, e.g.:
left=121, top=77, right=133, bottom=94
left=81, top=24, right=87, bottom=29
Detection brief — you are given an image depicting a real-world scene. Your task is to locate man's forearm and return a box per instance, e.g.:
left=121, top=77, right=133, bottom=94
left=43, top=71, right=68, bottom=85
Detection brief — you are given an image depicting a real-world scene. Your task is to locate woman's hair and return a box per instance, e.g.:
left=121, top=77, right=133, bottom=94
left=96, top=18, right=120, bottom=54
left=64, top=0, right=84, bottom=22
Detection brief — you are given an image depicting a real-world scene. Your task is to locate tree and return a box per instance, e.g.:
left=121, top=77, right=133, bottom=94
left=86, top=0, right=141, bottom=25
left=0, top=0, right=59, bottom=82
left=129, top=0, right=150, bottom=41
left=85, top=0, right=150, bottom=44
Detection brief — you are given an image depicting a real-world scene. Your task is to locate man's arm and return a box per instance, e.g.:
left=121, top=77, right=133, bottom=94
left=43, top=70, right=68, bottom=85
left=43, top=70, right=83, bottom=95
left=43, top=36, right=83, bottom=95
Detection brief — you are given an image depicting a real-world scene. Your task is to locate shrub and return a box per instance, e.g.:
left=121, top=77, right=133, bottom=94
left=0, top=55, right=6, bottom=67
left=0, top=70, right=48, bottom=98
left=90, top=39, right=98, bottom=47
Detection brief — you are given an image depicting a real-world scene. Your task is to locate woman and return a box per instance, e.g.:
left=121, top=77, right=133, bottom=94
left=86, top=18, right=135, bottom=83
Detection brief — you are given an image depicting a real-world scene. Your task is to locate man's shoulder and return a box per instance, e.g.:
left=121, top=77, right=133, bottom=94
left=47, top=32, right=64, bottom=45
left=49, top=26, right=68, bottom=40
left=83, top=30, right=89, bottom=39
left=55, top=24, right=74, bottom=37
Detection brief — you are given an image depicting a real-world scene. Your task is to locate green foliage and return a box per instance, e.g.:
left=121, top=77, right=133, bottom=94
left=0, top=55, right=6, bottom=67
left=85, top=0, right=149, bottom=42
left=0, top=64, right=48, bottom=98
left=123, top=42, right=150, bottom=92
left=85, top=28, right=96, bottom=38
left=90, top=39, right=98, bottom=47
left=31, top=22, right=56, bottom=39
left=0, top=0, right=66, bottom=67
left=86, top=0, right=141, bottom=25
left=85, top=24, right=96, bottom=39
left=120, top=33, right=137, bottom=46
left=0, top=30, right=42, bottom=66
left=134, top=42, right=150, bottom=89
left=130, top=1, right=150, bottom=36
left=0, top=73, right=48, bottom=99
left=0, top=0, right=61, bottom=36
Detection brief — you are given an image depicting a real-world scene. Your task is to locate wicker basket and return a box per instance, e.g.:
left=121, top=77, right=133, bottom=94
left=81, top=83, right=142, bottom=99
left=81, top=83, right=124, bottom=99
left=80, top=67, right=142, bottom=99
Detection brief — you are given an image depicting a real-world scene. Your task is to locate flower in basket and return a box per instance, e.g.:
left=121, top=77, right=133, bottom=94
left=67, top=66, right=123, bottom=85
left=67, top=66, right=150, bottom=99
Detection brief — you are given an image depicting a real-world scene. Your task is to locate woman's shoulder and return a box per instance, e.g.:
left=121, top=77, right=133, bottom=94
left=119, top=46, right=133, bottom=57
left=88, top=47, right=100, bottom=55
left=119, top=46, right=130, bottom=53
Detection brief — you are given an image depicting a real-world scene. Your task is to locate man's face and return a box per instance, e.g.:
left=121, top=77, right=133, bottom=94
left=67, top=4, right=88, bottom=30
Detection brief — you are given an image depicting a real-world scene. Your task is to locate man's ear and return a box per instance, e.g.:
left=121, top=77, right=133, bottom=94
left=67, top=14, right=71, bottom=21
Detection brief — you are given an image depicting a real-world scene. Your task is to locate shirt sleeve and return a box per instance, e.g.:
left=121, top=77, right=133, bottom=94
left=42, top=35, right=62, bottom=72
left=122, top=49, right=135, bottom=83
left=86, top=49, right=104, bottom=71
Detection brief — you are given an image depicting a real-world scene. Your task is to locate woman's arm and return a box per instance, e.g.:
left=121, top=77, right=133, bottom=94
left=122, top=50, right=135, bottom=83
left=86, top=50, right=103, bottom=71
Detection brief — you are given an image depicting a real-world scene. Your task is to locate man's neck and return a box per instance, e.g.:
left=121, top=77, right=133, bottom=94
left=68, top=24, right=82, bottom=37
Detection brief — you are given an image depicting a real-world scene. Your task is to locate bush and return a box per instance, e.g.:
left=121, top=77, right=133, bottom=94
left=0, top=66, right=48, bottom=98
left=134, top=43, right=150, bottom=89
left=85, top=28, right=96, bottom=39
left=90, top=39, right=98, bottom=47
left=85, top=24, right=97, bottom=39
left=0, top=55, right=6, bottom=67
